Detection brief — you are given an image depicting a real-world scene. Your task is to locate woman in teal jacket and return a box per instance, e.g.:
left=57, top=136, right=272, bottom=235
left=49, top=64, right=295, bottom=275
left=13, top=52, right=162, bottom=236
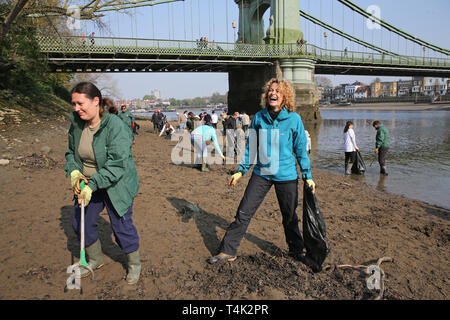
left=65, top=82, right=141, bottom=284
left=209, top=78, right=316, bottom=264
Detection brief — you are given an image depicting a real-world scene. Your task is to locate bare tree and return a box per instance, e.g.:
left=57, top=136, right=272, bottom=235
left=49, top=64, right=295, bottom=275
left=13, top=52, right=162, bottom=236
left=1, top=0, right=183, bottom=39
left=68, top=73, right=122, bottom=99
left=314, top=76, right=332, bottom=87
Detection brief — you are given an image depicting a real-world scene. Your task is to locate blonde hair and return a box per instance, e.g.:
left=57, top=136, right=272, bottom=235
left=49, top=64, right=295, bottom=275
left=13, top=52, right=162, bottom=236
left=260, top=78, right=296, bottom=112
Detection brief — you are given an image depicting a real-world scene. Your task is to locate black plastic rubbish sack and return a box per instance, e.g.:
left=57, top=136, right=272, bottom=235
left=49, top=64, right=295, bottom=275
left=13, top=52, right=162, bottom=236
left=351, top=151, right=366, bottom=174
left=302, top=182, right=329, bottom=272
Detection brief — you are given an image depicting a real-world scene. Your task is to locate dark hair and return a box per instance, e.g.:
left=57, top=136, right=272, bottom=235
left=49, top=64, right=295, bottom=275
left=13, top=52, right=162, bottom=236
left=71, top=82, right=104, bottom=116
left=103, top=97, right=118, bottom=115
left=372, top=120, right=381, bottom=127
left=344, top=121, right=353, bottom=133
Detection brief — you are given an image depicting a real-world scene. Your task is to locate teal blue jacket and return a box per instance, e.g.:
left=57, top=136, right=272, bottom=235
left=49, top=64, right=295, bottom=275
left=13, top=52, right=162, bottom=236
left=238, top=107, right=312, bottom=181
left=64, top=111, right=139, bottom=217
left=375, top=124, right=390, bottom=149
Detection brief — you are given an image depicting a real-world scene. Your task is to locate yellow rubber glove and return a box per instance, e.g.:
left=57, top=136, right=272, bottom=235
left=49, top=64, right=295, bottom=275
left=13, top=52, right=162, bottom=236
left=78, top=185, right=93, bottom=206
left=70, top=170, right=85, bottom=192
left=306, top=179, right=316, bottom=193
left=228, top=172, right=243, bottom=186
left=375, top=148, right=379, bottom=154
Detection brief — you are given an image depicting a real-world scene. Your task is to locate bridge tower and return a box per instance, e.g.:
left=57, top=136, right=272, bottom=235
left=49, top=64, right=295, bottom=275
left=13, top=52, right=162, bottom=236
left=229, top=0, right=320, bottom=127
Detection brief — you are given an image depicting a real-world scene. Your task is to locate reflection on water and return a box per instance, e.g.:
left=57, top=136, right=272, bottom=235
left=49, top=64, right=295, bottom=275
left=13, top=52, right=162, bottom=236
left=310, top=108, right=450, bottom=209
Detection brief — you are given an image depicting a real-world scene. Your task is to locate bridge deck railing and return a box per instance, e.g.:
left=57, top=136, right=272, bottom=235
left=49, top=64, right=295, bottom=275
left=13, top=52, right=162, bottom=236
left=37, top=35, right=450, bottom=68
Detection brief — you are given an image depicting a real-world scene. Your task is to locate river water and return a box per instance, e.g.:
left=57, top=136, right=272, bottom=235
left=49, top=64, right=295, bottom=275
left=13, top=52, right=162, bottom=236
left=309, top=108, right=450, bottom=209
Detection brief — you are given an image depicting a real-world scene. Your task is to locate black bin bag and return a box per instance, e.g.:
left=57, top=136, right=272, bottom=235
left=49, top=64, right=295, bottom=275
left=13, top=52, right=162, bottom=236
left=351, top=150, right=366, bottom=174
left=302, top=182, right=329, bottom=272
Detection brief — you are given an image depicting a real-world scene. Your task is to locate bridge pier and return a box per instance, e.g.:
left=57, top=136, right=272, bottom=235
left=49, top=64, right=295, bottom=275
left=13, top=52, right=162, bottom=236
left=228, top=57, right=321, bottom=126
left=280, top=57, right=321, bottom=126
left=228, top=63, right=281, bottom=116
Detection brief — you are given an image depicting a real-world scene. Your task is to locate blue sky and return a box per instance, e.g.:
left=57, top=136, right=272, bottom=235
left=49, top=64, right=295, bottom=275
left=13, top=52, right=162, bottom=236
left=79, top=0, right=450, bottom=99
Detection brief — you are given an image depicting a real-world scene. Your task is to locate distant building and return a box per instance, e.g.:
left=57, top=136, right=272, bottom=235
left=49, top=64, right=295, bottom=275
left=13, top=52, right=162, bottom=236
left=423, top=77, right=448, bottom=96
left=380, top=81, right=397, bottom=97
left=354, top=86, right=370, bottom=99
left=152, top=89, right=162, bottom=100
left=397, top=80, right=412, bottom=96
left=412, top=77, right=424, bottom=95
left=370, top=81, right=381, bottom=98
left=322, top=86, right=333, bottom=101
left=333, top=84, right=348, bottom=100
left=345, top=81, right=362, bottom=100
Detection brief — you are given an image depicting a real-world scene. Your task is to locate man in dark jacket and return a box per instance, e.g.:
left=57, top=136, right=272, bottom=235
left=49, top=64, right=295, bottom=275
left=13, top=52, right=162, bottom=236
left=373, top=120, right=390, bottom=175
left=223, top=112, right=240, bottom=160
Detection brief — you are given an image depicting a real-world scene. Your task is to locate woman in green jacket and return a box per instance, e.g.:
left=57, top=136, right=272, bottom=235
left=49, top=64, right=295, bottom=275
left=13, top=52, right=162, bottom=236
left=65, top=82, right=141, bottom=284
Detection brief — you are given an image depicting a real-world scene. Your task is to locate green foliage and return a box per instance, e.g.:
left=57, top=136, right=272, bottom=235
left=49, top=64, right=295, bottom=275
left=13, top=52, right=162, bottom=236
left=143, top=94, right=157, bottom=100
left=0, top=2, right=71, bottom=116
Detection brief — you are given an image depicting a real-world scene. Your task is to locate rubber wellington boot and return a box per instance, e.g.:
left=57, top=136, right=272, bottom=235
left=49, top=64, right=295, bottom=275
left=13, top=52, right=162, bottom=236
left=201, top=160, right=209, bottom=172
left=126, top=250, right=141, bottom=284
left=81, top=239, right=104, bottom=278
left=380, top=166, right=389, bottom=176
left=345, top=163, right=353, bottom=175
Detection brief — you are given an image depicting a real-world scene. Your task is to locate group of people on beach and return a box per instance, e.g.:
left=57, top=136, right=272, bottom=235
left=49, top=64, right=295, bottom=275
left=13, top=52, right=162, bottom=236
left=65, top=77, right=390, bottom=285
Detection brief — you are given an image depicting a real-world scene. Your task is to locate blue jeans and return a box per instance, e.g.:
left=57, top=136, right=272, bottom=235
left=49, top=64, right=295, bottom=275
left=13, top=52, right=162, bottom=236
left=72, top=189, right=139, bottom=254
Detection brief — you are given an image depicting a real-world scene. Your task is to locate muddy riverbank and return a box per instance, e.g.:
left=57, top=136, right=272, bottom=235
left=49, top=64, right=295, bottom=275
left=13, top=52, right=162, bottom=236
left=0, top=119, right=448, bottom=300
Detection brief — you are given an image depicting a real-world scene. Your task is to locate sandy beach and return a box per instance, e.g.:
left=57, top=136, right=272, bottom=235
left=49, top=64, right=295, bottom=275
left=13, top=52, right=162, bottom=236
left=0, top=118, right=448, bottom=300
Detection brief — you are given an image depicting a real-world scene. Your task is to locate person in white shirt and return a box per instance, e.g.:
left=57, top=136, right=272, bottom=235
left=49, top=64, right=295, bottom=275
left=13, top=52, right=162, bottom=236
left=305, top=130, right=311, bottom=154
left=160, top=123, right=175, bottom=139
left=241, top=111, right=250, bottom=134
left=211, top=111, right=219, bottom=129
left=343, top=121, right=360, bottom=174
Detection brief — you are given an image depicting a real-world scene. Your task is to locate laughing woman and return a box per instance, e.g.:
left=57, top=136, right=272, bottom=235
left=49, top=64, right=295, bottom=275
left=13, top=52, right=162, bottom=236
left=209, top=78, right=315, bottom=263
left=65, top=82, right=141, bottom=284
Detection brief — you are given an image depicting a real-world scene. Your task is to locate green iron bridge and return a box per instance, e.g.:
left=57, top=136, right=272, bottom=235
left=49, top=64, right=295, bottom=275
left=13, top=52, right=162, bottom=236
left=39, top=35, right=450, bottom=77
left=31, top=0, right=450, bottom=120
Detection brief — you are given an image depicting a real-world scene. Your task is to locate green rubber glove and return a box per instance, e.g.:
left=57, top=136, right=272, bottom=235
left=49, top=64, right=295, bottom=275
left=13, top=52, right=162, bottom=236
left=306, top=179, right=316, bottom=193
left=228, top=172, right=243, bottom=186
left=70, top=170, right=85, bottom=190
left=78, top=185, right=93, bottom=206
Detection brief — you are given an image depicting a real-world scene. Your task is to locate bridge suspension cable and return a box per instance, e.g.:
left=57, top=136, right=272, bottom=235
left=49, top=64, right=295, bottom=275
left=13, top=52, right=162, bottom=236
left=299, top=9, right=400, bottom=57
left=337, top=0, right=450, bottom=56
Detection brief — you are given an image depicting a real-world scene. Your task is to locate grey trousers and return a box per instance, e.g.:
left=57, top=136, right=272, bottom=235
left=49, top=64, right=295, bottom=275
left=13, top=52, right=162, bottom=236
left=219, top=173, right=304, bottom=256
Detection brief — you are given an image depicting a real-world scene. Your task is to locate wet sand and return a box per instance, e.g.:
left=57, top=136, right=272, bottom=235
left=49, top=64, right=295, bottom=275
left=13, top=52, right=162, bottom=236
left=0, top=119, right=449, bottom=300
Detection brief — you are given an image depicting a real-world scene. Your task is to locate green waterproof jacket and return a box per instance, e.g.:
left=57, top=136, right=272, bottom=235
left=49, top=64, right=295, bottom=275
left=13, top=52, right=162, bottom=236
left=375, top=124, right=390, bottom=149
left=119, top=110, right=135, bottom=129
left=64, top=111, right=139, bottom=217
